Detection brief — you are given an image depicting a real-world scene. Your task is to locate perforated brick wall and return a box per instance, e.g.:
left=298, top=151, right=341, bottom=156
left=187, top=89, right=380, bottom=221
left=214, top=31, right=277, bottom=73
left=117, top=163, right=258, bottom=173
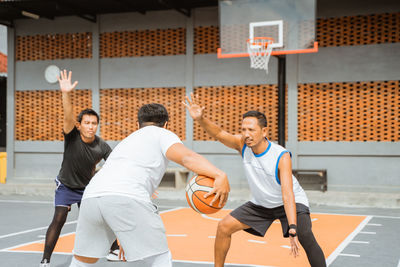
left=194, top=26, right=220, bottom=55
left=193, top=12, right=400, bottom=54
left=298, top=81, right=400, bottom=141
left=0, top=52, right=6, bottom=73
left=100, top=87, right=186, bottom=140
left=193, top=85, right=287, bottom=141
left=15, top=90, right=92, bottom=140
left=100, top=28, right=186, bottom=58
left=317, top=12, right=400, bottom=47
left=16, top=33, right=92, bottom=61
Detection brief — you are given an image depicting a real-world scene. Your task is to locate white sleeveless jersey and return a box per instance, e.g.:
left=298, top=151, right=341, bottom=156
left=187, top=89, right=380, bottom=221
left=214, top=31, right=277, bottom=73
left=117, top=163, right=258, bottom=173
left=242, top=140, right=309, bottom=208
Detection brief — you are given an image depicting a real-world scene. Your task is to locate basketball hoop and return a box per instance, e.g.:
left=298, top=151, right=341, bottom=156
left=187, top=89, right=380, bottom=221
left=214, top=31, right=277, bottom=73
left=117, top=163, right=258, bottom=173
left=247, top=37, right=274, bottom=73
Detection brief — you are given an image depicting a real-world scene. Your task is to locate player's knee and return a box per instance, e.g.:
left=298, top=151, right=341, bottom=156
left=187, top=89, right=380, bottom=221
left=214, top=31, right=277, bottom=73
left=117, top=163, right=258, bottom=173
left=53, top=214, right=67, bottom=225
left=297, top=227, right=314, bottom=246
left=217, top=217, right=234, bottom=235
left=53, top=207, right=68, bottom=224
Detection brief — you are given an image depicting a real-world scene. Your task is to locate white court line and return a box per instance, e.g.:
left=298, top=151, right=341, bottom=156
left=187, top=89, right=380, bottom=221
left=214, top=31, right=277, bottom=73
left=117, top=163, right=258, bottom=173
left=312, top=212, right=400, bottom=219
left=0, top=250, right=72, bottom=255
left=281, top=245, right=290, bottom=249
left=208, top=236, right=215, bottom=238
left=359, top=231, right=376, bottom=234
left=0, top=199, right=53, bottom=204
left=0, top=207, right=183, bottom=252
left=162, top=208, right=400, bottom=220
left=339, top=253, right=360, bottom=257
left=1, top=201, right=400, bottom=219
left=367, top=223, right=382, bottom=226
left=158, top=205, right=185, bottom=209
left=167, top=234, right=187, bottom=237
left=0, top=201, right=181, bottom=209
left=397, top=258, right=400, bottom=267
left=248, top=240, right=266, bottom=244
left=0, top=220, right=77, bottom=240
left=350, top=241, right=369, bottom=244
left=326, top=215, right=372, bottom=266
left=173, top=259, right=275, bottom=267
left=201, top=214, right=222, bottom=221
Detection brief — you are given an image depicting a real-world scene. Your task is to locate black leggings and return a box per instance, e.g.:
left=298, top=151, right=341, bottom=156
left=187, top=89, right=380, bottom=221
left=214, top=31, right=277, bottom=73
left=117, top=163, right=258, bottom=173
left=297, top=213, right=327, bottom=267
left=41, top=206, right=119, bottom=262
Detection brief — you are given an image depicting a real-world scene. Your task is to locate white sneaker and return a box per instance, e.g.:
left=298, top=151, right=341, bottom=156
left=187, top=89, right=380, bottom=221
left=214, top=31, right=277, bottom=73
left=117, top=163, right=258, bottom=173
left=106, top=249, right=122, bottom=262
left=39, top=259, right=50, bottom=267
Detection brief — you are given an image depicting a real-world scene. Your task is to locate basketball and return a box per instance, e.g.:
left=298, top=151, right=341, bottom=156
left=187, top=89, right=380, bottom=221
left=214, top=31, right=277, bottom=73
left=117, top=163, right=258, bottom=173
left=185, top=175, right=224, bottom=214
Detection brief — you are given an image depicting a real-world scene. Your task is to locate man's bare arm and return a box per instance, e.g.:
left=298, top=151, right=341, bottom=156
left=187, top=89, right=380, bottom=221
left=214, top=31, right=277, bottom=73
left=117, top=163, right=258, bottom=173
left=58, top=70, right=78, bottom=134
left=183, top=93, right=243, bottom=153
left=279, top=152, right=300, bottom=257
left=166, top=143, right=230, bottom=207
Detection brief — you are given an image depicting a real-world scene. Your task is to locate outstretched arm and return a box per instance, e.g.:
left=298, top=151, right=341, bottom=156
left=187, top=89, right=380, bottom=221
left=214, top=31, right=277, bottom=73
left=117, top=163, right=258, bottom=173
left=279, top=153, right=300, bottom=258
left=57, top=70, right=78, bottom=134
left=182, top=93, right=243, bottom=153
left=166, top=143, right=230, bottom=207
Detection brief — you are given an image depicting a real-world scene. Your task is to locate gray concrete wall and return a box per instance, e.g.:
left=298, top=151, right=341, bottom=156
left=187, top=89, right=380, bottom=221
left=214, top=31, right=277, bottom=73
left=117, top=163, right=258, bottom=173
left=0, top=25, right=6, bottom=54
left=7, top=1, right=400, bottom=192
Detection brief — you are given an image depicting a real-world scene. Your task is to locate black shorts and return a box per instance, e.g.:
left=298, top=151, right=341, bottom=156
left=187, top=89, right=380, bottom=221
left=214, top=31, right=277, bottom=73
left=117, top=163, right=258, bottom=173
left=230, top=201, right=310, bottom=238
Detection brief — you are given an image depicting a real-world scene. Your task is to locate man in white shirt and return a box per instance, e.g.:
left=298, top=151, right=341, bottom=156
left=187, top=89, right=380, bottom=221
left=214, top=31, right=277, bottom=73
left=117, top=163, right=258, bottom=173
left=183, top=94, right=326, bottom=267
left=69, top=103, right=230, bottom=267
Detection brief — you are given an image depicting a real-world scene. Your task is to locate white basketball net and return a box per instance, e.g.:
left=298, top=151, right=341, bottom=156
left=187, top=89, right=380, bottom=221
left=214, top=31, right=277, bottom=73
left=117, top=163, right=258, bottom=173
left=247, top=38, right=274, bottom=73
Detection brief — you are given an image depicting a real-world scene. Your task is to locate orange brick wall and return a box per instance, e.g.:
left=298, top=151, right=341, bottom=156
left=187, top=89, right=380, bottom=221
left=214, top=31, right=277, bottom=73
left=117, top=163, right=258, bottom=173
left=14, top=12, right=400, bottom=59
left=100, top=87, right=186, bottom=140
left=12, top=12, right=399, bottom=143
left=100, top=28, right=186, bottom=58
left=0, top=52, right=6, bottom=73
left=298, top=81, right=400, bottom=141
left=317, top=12, right=400, bottom=47
left=15, top=90, right=92, bottom=141
left=16, top=33, right=92, bottom=61
left=194, top=26, right=220, bottom=55
left=193, top=85, right=287, bottom=141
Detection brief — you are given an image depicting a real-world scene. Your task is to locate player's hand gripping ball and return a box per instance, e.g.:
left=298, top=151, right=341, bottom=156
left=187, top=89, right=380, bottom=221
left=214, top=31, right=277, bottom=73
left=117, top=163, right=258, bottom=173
left=185, top=175, right=225, bottom=214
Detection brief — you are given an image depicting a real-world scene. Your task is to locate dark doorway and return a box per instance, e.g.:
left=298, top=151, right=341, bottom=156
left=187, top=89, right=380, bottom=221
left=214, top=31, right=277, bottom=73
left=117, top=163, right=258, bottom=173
left=0, top=76, right=6, bottom=148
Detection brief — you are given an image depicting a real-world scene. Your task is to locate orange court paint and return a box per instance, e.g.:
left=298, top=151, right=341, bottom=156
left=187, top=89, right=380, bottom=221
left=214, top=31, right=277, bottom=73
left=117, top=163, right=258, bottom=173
left=9, top=208, right=366, bottom=267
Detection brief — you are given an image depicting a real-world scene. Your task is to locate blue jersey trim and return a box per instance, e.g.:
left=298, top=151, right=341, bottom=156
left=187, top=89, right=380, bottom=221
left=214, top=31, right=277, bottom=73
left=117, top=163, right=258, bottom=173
left=241, top=144, right=247, bottom=158
left=275, top=150, right=290, bottom=185
left=253, top=139, right=271, bottom=158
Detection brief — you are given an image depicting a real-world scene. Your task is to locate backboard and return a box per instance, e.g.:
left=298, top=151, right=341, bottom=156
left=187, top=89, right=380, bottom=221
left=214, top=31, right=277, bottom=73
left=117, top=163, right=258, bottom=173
left=218, top=0, right=317, bottom=58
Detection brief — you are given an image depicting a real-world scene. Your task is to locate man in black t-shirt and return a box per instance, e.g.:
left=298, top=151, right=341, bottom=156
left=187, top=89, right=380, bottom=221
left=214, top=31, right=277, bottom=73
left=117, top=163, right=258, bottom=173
left=40, top=70, right=115, bottom=267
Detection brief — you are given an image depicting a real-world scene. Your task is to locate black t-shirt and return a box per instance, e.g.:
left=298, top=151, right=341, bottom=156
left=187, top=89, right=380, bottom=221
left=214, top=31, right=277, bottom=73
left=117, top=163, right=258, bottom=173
left=57, top=127, right=112, bottom=189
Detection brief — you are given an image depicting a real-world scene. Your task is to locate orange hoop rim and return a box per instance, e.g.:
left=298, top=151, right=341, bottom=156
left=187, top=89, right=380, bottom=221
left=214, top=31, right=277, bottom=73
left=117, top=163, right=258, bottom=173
left=247, top=37, right=274, bottom=47
left=218, top=41, right=319, bottom=58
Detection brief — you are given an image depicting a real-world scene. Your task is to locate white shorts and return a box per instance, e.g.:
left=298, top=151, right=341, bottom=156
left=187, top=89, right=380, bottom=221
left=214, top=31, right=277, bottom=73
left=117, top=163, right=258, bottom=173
left=73, top=195, right=169, bottom=261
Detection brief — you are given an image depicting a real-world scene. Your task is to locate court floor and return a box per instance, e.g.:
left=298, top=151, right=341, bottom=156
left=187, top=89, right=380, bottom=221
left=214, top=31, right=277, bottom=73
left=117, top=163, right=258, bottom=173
left=0, top=195, right=399, bottom=267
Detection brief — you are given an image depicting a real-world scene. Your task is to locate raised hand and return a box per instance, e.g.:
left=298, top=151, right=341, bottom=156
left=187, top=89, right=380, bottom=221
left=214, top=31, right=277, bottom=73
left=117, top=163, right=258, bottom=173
left=182, top=93, right=205, bottom=121
left=57, top=69, right=78, bottom=93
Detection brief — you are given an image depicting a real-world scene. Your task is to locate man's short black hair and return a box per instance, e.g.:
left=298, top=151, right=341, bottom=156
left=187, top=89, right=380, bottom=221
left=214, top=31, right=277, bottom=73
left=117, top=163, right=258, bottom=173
left=138, top=103, right=169, bottom=128
left=242, top=110, right=268, bottom=128
left=77, top=109, right=100, bottom=124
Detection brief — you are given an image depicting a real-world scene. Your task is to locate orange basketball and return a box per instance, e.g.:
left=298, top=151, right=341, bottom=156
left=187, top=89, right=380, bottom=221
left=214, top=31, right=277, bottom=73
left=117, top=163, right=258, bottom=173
left=185, top=175, right=224, bottom=214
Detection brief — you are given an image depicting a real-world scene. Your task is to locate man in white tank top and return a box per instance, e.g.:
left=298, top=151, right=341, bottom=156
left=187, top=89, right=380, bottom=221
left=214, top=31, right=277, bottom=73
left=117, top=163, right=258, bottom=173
left=184, top=94, right=326, bottom=267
